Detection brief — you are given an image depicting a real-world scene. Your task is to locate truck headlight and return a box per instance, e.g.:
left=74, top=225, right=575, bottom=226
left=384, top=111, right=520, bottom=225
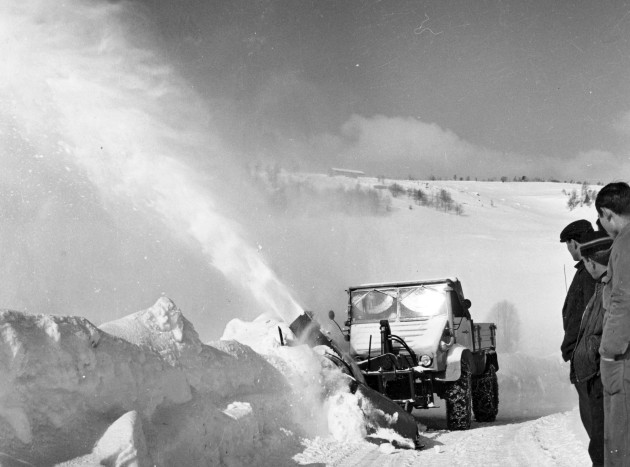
left=419, top=354, right=433, bottom=367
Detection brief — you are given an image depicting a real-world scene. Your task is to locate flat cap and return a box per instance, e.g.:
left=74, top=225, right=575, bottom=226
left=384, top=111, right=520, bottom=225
left=559, top=219, right=593, bottom=243
left=579, top=230, right=613, bottom=258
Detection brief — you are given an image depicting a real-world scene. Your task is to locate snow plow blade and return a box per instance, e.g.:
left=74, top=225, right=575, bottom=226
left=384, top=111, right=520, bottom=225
left=350, top=378, right=419, bottom=442
left=289, top=312, right=420, bottom=446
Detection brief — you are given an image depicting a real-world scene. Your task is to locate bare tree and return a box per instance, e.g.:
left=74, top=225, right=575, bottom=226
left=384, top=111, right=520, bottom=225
left=488, top=300, right=521, bottom=353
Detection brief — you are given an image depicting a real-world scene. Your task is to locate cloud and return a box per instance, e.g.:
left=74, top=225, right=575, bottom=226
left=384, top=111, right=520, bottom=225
left=613, top=110, right=630, bottom=138
left=307, top=114, right=529, bottom=179
left=303, top=114, right=629, bottom=183
left=338, top=114, right=474, bottom=164
left=562, top=150, right=630, bottom=183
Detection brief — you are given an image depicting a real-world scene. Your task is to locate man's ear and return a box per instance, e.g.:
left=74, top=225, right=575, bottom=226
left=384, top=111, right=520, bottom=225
left=601, top=207, right=614, bottom=222
left=583, top=257, right=594, bottom=271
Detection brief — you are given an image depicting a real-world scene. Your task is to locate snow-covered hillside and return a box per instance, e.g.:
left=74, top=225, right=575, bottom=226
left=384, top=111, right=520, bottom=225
left=253, top=173, right=600, bottom=357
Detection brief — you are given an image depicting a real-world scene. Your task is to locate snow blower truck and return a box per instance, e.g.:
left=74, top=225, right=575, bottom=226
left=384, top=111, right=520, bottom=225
left=330, top=278, right=499, bottom=430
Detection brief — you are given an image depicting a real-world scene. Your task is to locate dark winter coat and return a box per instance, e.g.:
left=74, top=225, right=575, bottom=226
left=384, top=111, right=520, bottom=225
left=572, top=278, right=605, bottom=383
left=601, top=222, right=630, bottom=359
left=562, top=261, right=597, bottom=366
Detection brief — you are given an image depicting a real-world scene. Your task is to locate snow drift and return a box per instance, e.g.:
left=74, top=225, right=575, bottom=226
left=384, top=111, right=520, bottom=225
left=0, top=297, right=411, bottom=466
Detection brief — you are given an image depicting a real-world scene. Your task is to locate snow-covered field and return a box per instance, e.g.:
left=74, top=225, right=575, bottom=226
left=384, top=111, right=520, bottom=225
left=259, top=173, right=597, bottom=356
left=0, top=175, right=598, bottom=466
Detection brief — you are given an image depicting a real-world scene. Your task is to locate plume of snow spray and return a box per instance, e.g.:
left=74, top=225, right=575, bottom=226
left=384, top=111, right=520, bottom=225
left=0, top=0, right=303, bottom=323
left=0, top=0, right=373, bottom=443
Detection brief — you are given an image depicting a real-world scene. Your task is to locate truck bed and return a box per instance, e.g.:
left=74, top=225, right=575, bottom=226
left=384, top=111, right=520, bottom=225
left=473, top=322, right=496, bottom=351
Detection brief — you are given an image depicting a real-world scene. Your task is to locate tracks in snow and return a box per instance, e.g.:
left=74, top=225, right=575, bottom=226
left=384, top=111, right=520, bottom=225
left=293, top=409, right=590, bottom=467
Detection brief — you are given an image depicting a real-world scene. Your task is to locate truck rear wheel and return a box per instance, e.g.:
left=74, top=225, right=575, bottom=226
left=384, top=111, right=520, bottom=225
left=472, top=364, right=499, bottom=422
left=444, top=359, right=472, bottom=430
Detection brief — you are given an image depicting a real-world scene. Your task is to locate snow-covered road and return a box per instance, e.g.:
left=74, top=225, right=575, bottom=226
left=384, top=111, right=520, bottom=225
left=294, top=408, right=591, bottom=466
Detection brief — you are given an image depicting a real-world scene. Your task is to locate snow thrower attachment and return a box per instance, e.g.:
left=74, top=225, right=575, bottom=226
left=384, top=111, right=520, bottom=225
left=344, top=278, right=499, bottom=430
left=287, top=311, right=421, bottom=446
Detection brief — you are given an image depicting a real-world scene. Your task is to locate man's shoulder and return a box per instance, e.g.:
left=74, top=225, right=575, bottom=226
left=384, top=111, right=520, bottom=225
left=614, top=225, right=630, bottom=247
left=609, top=227, right=630, bottom=263
left=574, top=262, right=593, bottom=280
left=571, top=264, right=596, bottom=290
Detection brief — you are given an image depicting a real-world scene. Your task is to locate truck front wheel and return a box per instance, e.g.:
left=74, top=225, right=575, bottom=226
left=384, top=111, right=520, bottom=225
left=444, top=359, right=472, bottom=430
left=472, top=364, right=499, bottom=422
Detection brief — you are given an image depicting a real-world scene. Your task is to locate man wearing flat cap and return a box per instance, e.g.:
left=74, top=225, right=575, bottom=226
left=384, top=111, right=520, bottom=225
left=559, top=219, right=596, bottom=443
left=571, top=230, right=613, bottom=467
left=560, top=219, right=596, bottom=363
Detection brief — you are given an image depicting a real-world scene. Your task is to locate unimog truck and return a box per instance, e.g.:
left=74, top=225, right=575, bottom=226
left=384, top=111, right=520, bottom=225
left=335, top=278, right=498, bottom=430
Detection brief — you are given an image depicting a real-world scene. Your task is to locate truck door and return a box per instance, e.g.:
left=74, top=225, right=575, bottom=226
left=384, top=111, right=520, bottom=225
left=450, top=292, right=473, bottom=349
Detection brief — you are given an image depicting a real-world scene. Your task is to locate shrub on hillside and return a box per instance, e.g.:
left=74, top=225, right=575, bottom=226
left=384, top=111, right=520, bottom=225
left=251, top=167, right=391, bottom=216
left=388, top=183, right=405, bottom=198
left=406, top=186, right=464, bottom=215
left=565, top=182, right=598, bottom=211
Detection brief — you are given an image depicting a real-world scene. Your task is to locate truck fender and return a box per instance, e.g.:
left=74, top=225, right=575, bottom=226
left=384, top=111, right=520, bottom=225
left=436, top=344, right=472, bottom=382
left=485, top=350, right=499, bottom=372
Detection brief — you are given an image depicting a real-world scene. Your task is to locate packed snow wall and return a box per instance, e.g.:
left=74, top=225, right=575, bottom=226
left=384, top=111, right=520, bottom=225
left=0, top=298, right=415, bottom=465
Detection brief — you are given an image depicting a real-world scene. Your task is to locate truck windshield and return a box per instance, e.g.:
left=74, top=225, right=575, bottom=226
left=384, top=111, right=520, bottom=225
left=350, top=284, right=448, bottom=322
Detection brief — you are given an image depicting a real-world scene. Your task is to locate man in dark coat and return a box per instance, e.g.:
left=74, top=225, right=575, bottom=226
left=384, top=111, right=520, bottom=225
left=559, top=219, right=596, bottom=442
left=560, top=220, right=597, bottom=363
left=572, top=231, right=613, bottom=467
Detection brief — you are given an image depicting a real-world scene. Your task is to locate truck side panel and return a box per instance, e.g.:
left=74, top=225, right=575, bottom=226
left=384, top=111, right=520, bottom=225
left=453, top=317, right=473, bottom=349
left=473, top=323, right=496, bottom=350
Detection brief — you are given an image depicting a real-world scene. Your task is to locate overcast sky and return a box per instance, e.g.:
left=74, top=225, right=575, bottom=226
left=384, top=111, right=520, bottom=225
left=131, top=0, right=630, bottom=181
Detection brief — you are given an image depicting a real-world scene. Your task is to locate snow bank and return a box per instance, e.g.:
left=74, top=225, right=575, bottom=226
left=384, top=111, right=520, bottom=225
left=0, top=297, right=399, bottom=466
left=0, top=298, right=304, bottom=465
left=220, top=314, right=377, bottom=441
